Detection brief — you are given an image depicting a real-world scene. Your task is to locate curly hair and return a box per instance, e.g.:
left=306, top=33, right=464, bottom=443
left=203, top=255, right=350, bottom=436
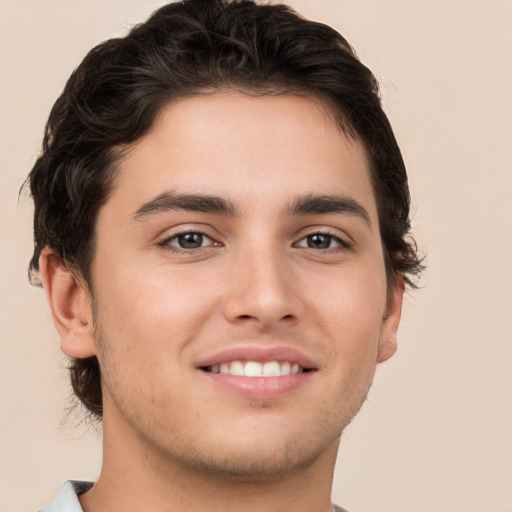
left=26, top=0, right=423, bottom=420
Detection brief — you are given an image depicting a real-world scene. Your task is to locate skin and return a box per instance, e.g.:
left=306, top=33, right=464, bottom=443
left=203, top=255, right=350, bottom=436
left=40, top=93, right=403, bottom=512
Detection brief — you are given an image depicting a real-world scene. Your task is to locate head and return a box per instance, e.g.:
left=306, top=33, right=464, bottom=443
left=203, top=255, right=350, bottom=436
left=27, top=0, right=422, bottom=429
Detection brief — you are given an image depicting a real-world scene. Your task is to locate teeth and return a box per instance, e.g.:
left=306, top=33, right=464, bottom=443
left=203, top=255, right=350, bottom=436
left=213, top=361, right=303, bottom=377
left=245, top=361, right=263, bottom=377
left=263, top=361, right=280, bottom=377
left=230, top=361, right=244, bottom=376
left=281, top=362, right=291, bottom=375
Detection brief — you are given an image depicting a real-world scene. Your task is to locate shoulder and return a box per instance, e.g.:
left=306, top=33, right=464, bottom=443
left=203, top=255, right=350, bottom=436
left=38, top=481, right=93, bottom=512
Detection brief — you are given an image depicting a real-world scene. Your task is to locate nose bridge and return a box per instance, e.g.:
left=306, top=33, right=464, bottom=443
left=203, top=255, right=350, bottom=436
left=222, top=234, right=301, bottom=326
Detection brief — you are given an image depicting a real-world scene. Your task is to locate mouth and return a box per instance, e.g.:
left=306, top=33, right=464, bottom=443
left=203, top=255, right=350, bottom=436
left=196, top=346, right=317, bottom=398
left=201, top=360, right=313, bottom=377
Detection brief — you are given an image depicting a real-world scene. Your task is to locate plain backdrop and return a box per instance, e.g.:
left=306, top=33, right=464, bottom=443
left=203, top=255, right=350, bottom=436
left=1, top=1, right=511, bottom=511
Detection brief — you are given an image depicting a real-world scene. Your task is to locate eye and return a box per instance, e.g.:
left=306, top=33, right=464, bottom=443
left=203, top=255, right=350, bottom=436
left=295, top=233, right=348, bottom=250
left=162, top=232, right=215, bottom=250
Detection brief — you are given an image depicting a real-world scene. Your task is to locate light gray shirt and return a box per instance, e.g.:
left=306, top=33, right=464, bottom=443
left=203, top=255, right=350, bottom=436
left=39, top=481, right=93, bottom=512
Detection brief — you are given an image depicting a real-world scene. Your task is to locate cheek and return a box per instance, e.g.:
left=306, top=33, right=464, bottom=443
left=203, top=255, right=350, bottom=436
left=92, top=267, right=215, bottom=415
left=311, top=268, right=387, bottom=361
left=303, top=269, right=387, bottom=430
left=93, top=262, right=219, bottom=355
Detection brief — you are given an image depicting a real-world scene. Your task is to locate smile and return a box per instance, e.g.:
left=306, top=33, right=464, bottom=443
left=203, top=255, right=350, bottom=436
left=196, top=346, right=317, bottom=397
left=204, top=360, right=306, bottom=377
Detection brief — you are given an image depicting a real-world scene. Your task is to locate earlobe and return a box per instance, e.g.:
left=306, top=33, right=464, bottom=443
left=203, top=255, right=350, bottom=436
left=39, top=249, right=97, bottom=358
left=377, top=275, right=404, bottom=363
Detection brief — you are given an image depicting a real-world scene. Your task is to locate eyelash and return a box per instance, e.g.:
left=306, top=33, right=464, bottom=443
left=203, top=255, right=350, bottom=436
left=158, top=230, right=352, bottom=254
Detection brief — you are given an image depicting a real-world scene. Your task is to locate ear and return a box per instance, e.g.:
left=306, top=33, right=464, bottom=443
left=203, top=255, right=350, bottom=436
left=377, top=275, right=404, bottom=363
left=39, top=249, right=97, bottom=358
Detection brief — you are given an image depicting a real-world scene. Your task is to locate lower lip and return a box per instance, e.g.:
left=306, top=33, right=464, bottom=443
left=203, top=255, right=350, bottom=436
left=200, top=371, right=314, bottom=399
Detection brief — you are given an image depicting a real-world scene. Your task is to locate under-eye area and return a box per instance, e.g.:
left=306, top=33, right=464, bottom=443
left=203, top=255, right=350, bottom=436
left=200, top=361, right=316, bottom=377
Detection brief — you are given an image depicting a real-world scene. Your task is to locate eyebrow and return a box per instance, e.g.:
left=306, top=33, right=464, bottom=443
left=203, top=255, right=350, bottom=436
left=131, top=191, right=238, bottom=221
left=131, top=191, right=371, bottom=227
left=287, top=194, right=371, bottom=227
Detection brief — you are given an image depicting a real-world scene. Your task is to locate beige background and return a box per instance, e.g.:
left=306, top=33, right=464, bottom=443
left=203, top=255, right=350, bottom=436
left=1, top=1, right=511, bottom=511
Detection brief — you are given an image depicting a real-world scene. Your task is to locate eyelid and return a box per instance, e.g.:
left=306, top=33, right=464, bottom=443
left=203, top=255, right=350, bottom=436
left=155, top=222, right=221, bottom=243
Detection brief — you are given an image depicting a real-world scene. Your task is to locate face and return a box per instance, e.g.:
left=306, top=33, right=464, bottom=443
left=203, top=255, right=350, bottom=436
left=77, top=93, right=402, bottom=479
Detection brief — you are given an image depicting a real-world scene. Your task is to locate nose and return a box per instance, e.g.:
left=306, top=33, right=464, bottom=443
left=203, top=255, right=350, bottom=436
left=221, top=246, right=303, bottom=329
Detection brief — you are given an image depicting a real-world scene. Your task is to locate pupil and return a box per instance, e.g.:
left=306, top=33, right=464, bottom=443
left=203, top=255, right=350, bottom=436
left=308, top=234, right=330, bottom=249
left=179, top=233, right=203, bottom=248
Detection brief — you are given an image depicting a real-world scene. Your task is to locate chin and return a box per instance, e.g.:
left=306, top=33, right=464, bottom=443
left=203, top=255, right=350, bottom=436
left=178, top=436, right=334, bottom=482
left=165, top=416, right=343, bottom=483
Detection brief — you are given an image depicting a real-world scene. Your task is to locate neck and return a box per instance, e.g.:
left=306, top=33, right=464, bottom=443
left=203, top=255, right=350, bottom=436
left=79, top=409, right=340, bottom=512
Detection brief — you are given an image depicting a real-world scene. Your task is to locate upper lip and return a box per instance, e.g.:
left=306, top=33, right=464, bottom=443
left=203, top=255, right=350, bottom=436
left=196, top=345, right=317, bottom=370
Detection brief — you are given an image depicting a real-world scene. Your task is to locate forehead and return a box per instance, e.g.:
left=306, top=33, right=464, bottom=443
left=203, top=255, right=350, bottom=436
left=107, top=92, right=377, bottom=220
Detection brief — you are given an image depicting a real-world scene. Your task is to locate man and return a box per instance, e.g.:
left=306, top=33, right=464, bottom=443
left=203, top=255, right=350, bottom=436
left=27, top=0, right=422, bottom=510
